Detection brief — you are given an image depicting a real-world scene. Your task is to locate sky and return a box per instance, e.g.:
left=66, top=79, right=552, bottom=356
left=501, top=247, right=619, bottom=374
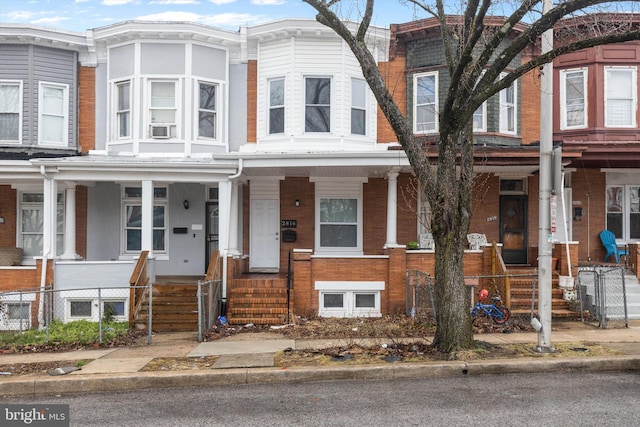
left=0, top=0, right=421, bottom=33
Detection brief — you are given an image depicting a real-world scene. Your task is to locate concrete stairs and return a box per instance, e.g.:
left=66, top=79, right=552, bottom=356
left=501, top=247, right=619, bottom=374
left=227, top=275, right=289, bottom=325
left=136, top=277, right=201, bottom=332
left=577, top=267, right=640, bottom=321
left=507, top=267, right=579, bottom=319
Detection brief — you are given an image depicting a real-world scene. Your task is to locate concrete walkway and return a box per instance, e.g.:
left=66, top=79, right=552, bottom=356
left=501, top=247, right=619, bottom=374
left=1, top=320, right=640, bottom=397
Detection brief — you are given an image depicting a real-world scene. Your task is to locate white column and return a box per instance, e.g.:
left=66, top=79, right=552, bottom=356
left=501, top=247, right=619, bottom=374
left=228, top=181, right=240, bottom=255
left=141, top=180, right=154, bottom=257
left=385, top=169, right=399, bottom=248
left=61, top=184, right=80, bottom=260
left=42, top=177, right=57, bottom=258
left=218, top=181, right=231, bottom=253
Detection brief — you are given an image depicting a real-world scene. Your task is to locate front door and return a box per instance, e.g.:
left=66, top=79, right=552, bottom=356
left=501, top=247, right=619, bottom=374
left=500, top=195, right=528, bottom=264
left=205, top=201, right=219, bottom=272
left=250, top=199, right=279, bottom=272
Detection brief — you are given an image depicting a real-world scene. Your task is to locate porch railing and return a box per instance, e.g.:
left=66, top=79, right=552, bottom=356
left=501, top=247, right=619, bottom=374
left=128, top=250, right=149, bottom=328
left=490, top=243, right=511, bottom=308
left=205, top=250, right=221, bottom=282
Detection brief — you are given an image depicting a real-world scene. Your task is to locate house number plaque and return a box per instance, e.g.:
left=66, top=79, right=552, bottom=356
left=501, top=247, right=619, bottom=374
left=281, top=219, right=297, bottom=228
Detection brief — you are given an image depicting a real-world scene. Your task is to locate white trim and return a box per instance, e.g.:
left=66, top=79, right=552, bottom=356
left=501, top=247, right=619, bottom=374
left=499, top=72, right=517, bottom=135
left=559, top=68, right=588, bottom=130
left=38, top=81, right=69, bottom=146
left=0, top=80, right=23, bottom=144
left=604, top=66, right=637, bottom=128
left=413, top=71, right=439, bottom=134
left=315, top=281, right=385, bottom=291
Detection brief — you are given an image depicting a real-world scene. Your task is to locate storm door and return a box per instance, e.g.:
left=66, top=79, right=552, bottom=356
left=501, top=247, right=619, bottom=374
left=500, top=195, right=528, bottom=264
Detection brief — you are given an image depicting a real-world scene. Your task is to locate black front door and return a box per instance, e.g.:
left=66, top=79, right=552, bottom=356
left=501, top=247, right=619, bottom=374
left=205, top=201, right=219, bottom=272
left=500, top=195, right=528, bottom=264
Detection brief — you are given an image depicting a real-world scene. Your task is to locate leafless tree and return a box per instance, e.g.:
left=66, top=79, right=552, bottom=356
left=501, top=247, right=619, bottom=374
left=304, top=0, right=640, bottom=353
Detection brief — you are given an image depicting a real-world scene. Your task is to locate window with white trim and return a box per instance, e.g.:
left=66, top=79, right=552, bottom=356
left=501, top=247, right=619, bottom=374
left=268, top=78, right=285, bottom=134
left=351, top=78, right=366, bottom=135
left=69, top=300, right=93, bottom=318
left=499, top=73, right=517, bottom=134
left=319, top=198, right=358, bottom=249
left=115, top=81, right=131, bottom=138
left=19, top=192, right=64, bottom=257
left=413, top=72, right=438, bottom=134
left=472, top=72, right=487, bottom=132
left=0, top=302, right=31, bottom=330
left=122, top=186, right=167, bottom=254
left=605, top=67, right=637, bottom=128
left=198, top=81, right=217, bottom=139
left=0, top=81, right=22, bottom=142
left=316, top=281, right=383, bottom=318
left=103, top=300, right=126, bottom=320
left=560, top=69, right=587, bottom=129
left=606, top=185, right=640, bottom=240
left=305, top=77, right=331, bottom=132
left=149, top=80, right=177, bottom=138
left=39, top=82, right=69, bottom=145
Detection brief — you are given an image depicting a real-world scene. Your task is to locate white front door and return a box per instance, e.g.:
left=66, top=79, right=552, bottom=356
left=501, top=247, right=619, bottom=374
left=250, top=199, right=279, bottom=271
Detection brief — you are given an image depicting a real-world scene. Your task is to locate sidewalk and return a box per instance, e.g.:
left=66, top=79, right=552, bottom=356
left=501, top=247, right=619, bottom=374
left=2, top=320, right=640, bottom=397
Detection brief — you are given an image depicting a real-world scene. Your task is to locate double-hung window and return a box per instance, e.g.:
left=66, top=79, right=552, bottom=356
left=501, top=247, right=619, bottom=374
left=268, top=78, right=285, bottom=134
left=605, top=67, right=637, bottom=128
left=19, top=192, right=64, bottom=257
left=499, top=73, right=517, bottom=134
left=606, top=185, right=640, bottom=240
left=0, top=81, right=21, bottom=142
left=198, top=81, right=217, bottom=139
left=116, top=81, right=131, bottom=138
left=122, top=186, right=167, bottom=253
left=351, top=78, right=366, bottom=135
left=149, top=80, right=177, bottom=138
left=413, top=72, right=438, bottom=134
left=316, top=180, right=362, bottom=253
left=305, top=77, right=331, bottom=132
left=560, top=69, right=587, bottom=129
left=39, top=82, right=69, bottom=145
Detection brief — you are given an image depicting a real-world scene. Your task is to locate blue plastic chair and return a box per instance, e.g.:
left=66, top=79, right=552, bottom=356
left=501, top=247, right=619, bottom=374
left=599, top=230, right=628, bottom=263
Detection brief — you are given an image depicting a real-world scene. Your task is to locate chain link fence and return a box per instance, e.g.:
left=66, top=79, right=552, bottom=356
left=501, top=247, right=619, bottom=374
left=577, top=266, right=628, bottom=328
left=197, top=279, right=223, bottom=342
left=0, top=285, right=151, bottom=344
left=406, top=270, right=436, bottom=323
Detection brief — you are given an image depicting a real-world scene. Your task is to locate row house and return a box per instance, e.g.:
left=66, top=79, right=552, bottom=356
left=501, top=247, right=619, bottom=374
left=1, top=15, right=639, bottom=330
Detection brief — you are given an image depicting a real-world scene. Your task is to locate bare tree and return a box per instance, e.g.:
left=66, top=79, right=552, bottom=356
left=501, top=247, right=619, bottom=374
left=304, top=0, right=640, bottom=353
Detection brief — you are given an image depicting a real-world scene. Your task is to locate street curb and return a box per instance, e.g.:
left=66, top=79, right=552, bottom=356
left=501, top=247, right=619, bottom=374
left=2, top=355, right=640, bottom=398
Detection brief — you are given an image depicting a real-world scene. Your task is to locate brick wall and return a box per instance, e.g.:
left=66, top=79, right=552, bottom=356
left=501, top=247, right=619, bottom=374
left=78, top=66, right=95, bottom=153
left=279, top=178, right=314, bottom=271
left=377, top=58, right=406, bottom=144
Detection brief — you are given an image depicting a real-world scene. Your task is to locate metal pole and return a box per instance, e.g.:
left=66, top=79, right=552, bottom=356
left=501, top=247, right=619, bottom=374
left=147, top=282, right=153, bottom=345
left=536, top=0, right=555, bottom=352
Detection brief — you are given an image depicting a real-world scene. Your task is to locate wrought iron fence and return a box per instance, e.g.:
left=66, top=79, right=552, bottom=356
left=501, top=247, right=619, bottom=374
left=577, top=266, right=628, bottom=328
left=197, top=279, right=223, bottom=342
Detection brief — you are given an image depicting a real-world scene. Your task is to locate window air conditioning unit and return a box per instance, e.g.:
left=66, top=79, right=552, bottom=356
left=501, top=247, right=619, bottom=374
left=150, top=124, right=171, bottom=139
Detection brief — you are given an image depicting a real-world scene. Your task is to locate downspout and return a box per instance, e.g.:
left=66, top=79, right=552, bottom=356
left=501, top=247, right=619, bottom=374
left=222, top=159, right=243, bottom=302
left=38, top=165, right=52, bottom=329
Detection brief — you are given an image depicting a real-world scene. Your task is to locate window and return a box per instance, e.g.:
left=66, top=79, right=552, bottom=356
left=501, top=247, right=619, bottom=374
left=606, top=185, right=640, bottom=240
left=198, top=82, right=217, bottom=139
left=149, top=80, right=176, bottom=138
left=116, top=81, right=131, bottom=138
left=473, top=103, right=487, bottom=132
left=122, top=186, right=167, bottom=253
left=0, top=81, right=21, bottom=142
left=268, top=78, right=285, bottom=134
left=103, top=300, right=126, bottom=319
left=70, top=300, right=93, bottom=318
left=316, top=281, right=383, bottom=317
left=605, top=67, right=637, bottom=128
left=351, top=78, right=366, bottom=135
left=39, top=82, right=69, bottom=145
left=19, top=192, right=64, bottom=257
left=413, top=72, right=438, bottom=134
left=560, top=69, right=587, bottom=129
left=499, top=73, right=517, bottom=134
left=319, top=198, right=358, bottom=249
left=305, top=77, right=331, bottom=132
left=1, top=302, right=31, bottom=330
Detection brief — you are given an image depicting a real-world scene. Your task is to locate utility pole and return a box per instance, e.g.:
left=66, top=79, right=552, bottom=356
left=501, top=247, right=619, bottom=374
left=536, top=0, right=555, bottom=352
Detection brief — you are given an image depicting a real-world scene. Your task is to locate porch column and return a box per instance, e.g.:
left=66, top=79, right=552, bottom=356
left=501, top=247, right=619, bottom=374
left=385, top=169, right=399, bottom=248
left=141, top=180, right=154, bottom=257
left=61, top=183, right=80, bottom=260
left=42, top=176, right=57, bottom=258
left=228, top=180, right=240, bottom=255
